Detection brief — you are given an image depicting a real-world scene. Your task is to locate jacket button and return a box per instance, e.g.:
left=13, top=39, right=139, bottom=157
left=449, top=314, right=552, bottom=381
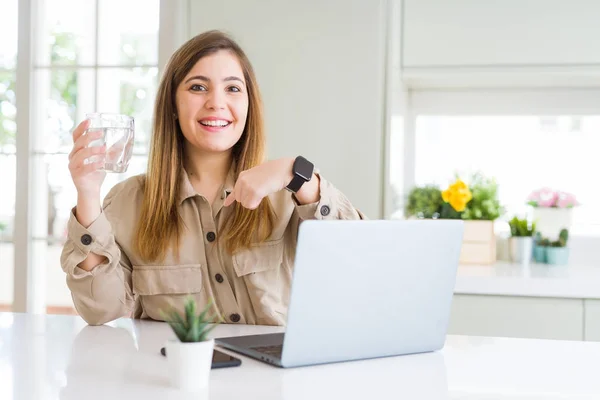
left=215, top=273, right=224, bottom=283
left=230, top=313, right=241, bottom=323
left=206, top=232, right=216, bottom=242
left=320, top=205, right=331, bottom=216
left=80, top=234, right=92, bottom=246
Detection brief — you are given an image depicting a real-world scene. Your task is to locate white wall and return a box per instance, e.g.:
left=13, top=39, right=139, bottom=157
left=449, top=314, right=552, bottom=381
left=183, top=0, right=394, bottom=218
left=401, top=0, right=600, bottom=89
left=403, top=0, right=600, bottom=68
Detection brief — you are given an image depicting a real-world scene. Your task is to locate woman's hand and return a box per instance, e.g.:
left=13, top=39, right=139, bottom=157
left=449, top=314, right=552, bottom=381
left=68, top=119, right=107, bottom=198
left=68, top=119, right=108, bottom=231
left=224, top=158, right=320, bottom=209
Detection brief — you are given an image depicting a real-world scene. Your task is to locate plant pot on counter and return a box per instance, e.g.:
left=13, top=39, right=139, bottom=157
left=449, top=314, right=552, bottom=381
left=459, top=220, right=497, bottom=265
left=533, top=245, right=547, bottom=263
left=532, top=207, right=573, bottom=240
left=509, top=236, right=533, bottom=264
left=166, top=338, right=214, bottom=392
left=545, top=247, right=570, bottom=266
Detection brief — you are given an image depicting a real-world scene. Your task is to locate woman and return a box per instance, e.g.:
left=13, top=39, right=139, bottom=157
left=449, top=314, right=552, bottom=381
left=61, top=30, right=365, bottom=326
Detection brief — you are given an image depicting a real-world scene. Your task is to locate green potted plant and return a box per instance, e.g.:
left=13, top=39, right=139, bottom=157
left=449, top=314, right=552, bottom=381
left=545, top=228, right=570, bottom=265
left=441, top=173, right=503, bottom=265
left=508, top=216, right=536, bottom=264
left=404, top=185, right=443, bottom=219
left=162, top=297, right=221, bottom=392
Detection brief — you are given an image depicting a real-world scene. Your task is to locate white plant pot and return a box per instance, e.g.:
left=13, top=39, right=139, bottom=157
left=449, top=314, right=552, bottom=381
left=166, top=338, right=214, bottom=392
left=509, top=237, right=533, bottom=265
left=532, top=207, right=573, bottom=240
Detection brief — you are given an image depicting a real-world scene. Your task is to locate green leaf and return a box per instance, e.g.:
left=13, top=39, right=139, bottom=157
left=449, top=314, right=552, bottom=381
left=185, top=317, right=200, bottom=342
left=170, top=309, right=189, bottom=330
left=196, top=301, right=213, bottom=323
left=197, top=322, right=219, bottom=342
left=184, top=297, right=196, bottom=325
left=170, top=322, right=188, bottom=342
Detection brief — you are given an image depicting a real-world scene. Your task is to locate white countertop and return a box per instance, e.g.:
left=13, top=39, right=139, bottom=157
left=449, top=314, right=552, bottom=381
left=455, top=262, right=600, bottom=299
left=1, top=312, right=599, bottom=399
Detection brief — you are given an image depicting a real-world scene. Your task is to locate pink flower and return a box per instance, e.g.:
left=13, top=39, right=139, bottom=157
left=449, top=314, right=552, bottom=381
left=527, top=188, right=579, bottom=208
left=538, top=198, right=555, bottom=207
left=556, top=191, right=578, bottom=208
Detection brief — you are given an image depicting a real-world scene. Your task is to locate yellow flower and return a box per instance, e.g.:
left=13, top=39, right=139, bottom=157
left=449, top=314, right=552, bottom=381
left=450, top=198, right=468, bottom=212
left=441, top=189, right=451, bottom=202
left=442, top=179, right=472, bottom=212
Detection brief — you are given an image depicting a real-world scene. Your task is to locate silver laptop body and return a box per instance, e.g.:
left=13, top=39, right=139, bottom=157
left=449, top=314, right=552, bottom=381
left=216, top=219, right=464, bottom=368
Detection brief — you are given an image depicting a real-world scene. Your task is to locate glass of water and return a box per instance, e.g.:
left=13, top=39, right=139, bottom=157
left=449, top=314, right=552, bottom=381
left=85, top=113, right=135, bottom=173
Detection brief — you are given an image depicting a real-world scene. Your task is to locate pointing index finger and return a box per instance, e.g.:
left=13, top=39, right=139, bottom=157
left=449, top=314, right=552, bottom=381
left=223, top=192, right=236, bottom=207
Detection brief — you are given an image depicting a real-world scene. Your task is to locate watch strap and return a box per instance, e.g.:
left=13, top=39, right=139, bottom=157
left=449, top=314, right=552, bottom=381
left=285, top=156, right=314, bottom=193
left=286, top=175, right=306, bottom=193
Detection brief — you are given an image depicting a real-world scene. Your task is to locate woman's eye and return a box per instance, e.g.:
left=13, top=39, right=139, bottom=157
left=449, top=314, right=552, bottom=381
left=190, top=84, right=207, bottom=92
left=228, top=86, right=241, bottom=93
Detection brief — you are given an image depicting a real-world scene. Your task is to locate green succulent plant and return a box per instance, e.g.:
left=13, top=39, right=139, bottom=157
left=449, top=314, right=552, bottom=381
left=550, top=228, right=569, bottom=248
left=536, top=229, right=568, bottom=248
left=508, top=216, right=536, bottom=237
left=538, top=238, right=552, bottom=247
left=161, top=297, right=221, bottom=343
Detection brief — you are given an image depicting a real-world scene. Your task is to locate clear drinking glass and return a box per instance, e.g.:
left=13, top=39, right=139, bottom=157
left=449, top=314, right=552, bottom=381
left=85, top=113, right=135, bottom=173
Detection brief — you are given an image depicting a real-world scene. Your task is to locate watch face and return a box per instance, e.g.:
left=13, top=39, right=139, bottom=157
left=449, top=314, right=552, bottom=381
left=294, top=156, right=314, bottom=181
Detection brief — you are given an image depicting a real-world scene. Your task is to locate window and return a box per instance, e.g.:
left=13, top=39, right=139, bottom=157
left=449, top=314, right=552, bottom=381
left=0, top=0, right=18, bottom=311
left=411, top=115, right=600, bottom=235
left=21, top=0, right=159, bottom=313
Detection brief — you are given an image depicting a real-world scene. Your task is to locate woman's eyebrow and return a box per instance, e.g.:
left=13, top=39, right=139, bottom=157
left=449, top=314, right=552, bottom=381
left=184, top=75, right=245, bottom=85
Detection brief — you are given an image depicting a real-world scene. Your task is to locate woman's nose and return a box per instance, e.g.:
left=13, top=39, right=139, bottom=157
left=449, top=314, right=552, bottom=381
left=205, top=90, right=226, bottom=110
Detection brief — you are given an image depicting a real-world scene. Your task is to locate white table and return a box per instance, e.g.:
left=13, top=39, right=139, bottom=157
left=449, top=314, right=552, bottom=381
left=1, top=312, right=599, bottom=400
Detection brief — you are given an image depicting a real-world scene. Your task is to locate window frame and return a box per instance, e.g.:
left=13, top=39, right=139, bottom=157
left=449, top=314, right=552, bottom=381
left=12, top=0, right=178, bottom=313
left=387, top=87, right=600, bottom=228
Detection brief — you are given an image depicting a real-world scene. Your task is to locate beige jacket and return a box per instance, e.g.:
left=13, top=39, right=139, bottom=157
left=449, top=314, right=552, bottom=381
left=60, top=167, right=365, bottom=326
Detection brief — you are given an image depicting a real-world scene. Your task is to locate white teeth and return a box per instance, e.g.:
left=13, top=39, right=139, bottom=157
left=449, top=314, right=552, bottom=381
left=200, top=120, right=230, bottom=127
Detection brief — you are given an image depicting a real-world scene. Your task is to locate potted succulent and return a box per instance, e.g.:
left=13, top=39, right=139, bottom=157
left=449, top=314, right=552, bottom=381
left=162, top=297, right=221, bottom=392
left=508, top=216, right=536, bottom=264
left=545, top=228, right=570, bottom=265
left=533, top=232, right=550, bottom=263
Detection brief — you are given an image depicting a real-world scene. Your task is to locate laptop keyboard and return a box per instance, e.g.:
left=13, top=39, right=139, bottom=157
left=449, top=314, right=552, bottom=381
left=251, top=344, right=283, bottom=358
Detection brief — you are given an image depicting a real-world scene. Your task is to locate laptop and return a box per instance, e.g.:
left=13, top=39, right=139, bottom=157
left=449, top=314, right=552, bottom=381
left=216, top=219, right=464, bottom=368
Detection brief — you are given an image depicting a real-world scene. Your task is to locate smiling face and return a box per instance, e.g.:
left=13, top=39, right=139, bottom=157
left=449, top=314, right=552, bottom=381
left=175, top=50, right=249, bottom=156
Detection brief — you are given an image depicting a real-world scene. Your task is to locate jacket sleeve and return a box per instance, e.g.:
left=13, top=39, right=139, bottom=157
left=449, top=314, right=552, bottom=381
left=60, top=186, right=135, bottom=325
left=293, top=173, right=367, bottom=221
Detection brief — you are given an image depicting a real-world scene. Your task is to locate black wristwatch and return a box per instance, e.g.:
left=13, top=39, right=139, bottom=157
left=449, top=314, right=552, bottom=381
left=285, top=156, right=314, bottom=193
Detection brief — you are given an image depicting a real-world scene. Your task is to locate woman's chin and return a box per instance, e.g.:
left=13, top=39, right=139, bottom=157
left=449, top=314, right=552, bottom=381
left=191, top=139, right=238, bottom=155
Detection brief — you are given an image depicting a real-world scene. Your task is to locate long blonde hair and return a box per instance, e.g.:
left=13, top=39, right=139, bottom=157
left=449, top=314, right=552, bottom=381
left=133, top=30, right=275, bottom=262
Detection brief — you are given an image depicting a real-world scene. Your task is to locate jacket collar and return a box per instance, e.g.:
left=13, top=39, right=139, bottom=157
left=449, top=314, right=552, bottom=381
left=178, top=161, right=236, bottom=205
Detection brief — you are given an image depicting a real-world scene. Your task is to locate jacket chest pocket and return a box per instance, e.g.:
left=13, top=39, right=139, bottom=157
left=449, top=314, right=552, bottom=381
left=132, top=264, right=213, bottom=322
left=233, top=238, right=291, bottom=325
